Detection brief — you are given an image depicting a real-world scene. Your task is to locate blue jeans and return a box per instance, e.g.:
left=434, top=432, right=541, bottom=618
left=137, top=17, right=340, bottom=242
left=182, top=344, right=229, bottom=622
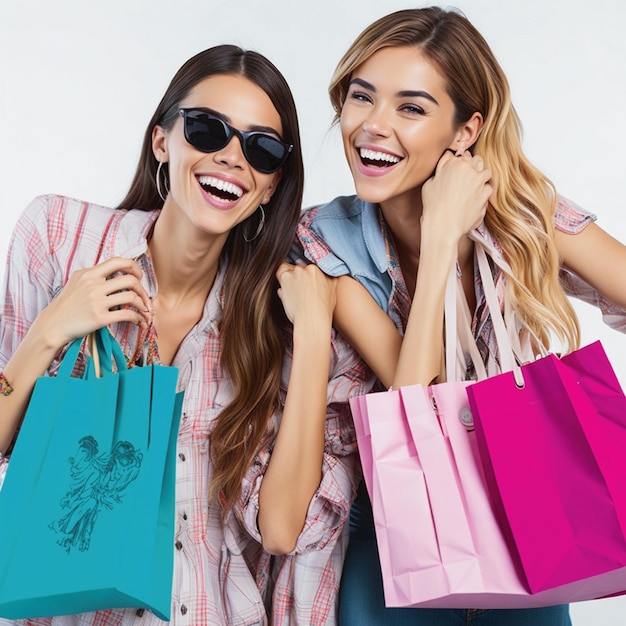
left=338, top=483, right=571, bottom=626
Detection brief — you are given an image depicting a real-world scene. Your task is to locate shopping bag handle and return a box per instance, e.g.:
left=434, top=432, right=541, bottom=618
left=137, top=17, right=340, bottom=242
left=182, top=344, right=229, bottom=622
left=57, top=327, right=127, bottom=379
left=91, top=327, right=127, bottom=377
left=444, top=236, right=529, bottom=387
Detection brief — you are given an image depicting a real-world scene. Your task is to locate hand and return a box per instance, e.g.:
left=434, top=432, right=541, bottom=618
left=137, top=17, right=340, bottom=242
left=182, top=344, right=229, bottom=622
left=276, top=262, right=336, bottom=327
left=421, top=150, right=493, bottom=243
left=38, top=257, right=152, bottom=349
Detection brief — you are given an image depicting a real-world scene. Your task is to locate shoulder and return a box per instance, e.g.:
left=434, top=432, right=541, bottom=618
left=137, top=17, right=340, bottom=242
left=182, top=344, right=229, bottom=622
left=296, top=195, right=392, bottom=309
left=554, top=195, right=596, bottom=234
left=17, top=194, right=122, bottom=240
left=299, top=195, right=369, bottom=231
left=12, top=194, right=154, bottom=277
left=298, top=195, right=381, bottom=262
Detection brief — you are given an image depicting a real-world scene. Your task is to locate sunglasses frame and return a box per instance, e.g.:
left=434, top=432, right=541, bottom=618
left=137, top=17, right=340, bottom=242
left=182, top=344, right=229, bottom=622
left=178, top=108, right=293, bottom=174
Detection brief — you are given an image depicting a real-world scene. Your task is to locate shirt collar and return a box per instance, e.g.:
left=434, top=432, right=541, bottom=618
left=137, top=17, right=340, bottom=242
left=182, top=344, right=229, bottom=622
left=111, top=209, right=160, bottom=260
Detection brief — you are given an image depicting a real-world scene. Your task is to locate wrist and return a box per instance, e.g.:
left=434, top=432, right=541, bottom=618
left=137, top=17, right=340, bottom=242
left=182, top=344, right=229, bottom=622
left=421, top=213, right=464, bottom=250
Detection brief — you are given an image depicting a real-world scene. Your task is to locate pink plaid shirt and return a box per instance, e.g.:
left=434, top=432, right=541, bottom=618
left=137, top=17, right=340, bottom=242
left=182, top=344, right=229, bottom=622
left=0, top=195, right=375, bottom=626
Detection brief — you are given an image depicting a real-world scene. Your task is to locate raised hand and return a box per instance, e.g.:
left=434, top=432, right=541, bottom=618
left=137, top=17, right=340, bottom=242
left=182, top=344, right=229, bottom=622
left=421, top=150, right=493, bottom=243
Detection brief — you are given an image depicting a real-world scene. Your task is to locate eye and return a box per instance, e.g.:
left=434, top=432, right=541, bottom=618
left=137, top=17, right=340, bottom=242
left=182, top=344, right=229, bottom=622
left=399, top=103, right=425, bottom=115
left=347, top=89, right=372, bottom=104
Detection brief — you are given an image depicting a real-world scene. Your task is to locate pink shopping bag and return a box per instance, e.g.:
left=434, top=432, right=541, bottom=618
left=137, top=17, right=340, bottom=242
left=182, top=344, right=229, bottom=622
left=468, top=339, right=626, bottom=593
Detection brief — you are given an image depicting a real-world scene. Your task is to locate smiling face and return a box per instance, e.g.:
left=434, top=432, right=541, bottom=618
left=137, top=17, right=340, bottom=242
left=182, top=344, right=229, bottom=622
left=152, top=73, right=283, bottom=239
left=340, top=46, right=461, bottom=213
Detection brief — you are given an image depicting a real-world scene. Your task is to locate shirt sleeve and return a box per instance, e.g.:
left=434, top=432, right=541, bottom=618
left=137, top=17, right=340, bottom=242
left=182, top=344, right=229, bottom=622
left=0, top=455, right=8, bottom=490
left=555, top=196, right=626, bottom=333
left=234, top=330, right=375, bottom=554
left=294, top=208, right=352, bottom=278
left=554, top=195, right=597, bottom=234
left=0, top=195, right=60, bottom=370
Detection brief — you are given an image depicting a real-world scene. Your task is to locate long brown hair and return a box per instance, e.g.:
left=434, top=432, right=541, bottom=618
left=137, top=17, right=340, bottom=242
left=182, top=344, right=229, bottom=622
left=117, top=45, right=304, bottom=512
left=329, top=7, right=579, bottom=353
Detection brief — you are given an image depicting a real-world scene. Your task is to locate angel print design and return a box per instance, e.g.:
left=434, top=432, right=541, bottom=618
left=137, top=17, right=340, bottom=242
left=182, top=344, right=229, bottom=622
left=49, top=436, right=143, bottom=553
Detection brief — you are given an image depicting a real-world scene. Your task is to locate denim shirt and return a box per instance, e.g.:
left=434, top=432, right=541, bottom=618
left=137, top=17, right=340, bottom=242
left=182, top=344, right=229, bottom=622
left=296, top=196, right=392, bottom=312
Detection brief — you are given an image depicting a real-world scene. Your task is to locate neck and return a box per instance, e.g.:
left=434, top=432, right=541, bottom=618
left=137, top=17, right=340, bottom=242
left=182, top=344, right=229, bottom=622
left=380, top=195, right=424, bottom=291
left=148, top=207, right=224, bottom=308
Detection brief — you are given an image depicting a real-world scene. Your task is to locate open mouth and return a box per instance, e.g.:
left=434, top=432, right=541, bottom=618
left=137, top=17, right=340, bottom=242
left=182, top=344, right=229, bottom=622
left=359, top=148, right=401, bottom=168
left=197, top=175, right=244, bottom=202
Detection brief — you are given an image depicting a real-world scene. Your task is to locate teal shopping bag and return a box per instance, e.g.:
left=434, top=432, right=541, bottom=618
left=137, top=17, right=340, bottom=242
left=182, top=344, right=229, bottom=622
left=0, top=328, right=183, bottom=620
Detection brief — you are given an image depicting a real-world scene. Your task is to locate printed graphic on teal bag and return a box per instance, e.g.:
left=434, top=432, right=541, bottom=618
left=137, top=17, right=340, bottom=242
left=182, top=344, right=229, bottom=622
left=49, top=436, right=143, bottom=553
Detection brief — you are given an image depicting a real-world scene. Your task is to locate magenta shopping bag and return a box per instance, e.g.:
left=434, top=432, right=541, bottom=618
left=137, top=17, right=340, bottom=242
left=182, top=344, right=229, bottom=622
left=468, top=339, right=626, bottom=593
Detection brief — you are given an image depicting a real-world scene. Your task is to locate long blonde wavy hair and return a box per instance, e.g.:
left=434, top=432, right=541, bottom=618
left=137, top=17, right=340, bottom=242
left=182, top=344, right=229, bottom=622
left=329, top=7, right=580, bottom=352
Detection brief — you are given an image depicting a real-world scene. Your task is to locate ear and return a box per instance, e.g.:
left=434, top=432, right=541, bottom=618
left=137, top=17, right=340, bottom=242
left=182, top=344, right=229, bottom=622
left=450, top=112, right=484, bottom=154
left=152, top=125, right=169, bottom=163
left=261, top=169, right=283, bottom=205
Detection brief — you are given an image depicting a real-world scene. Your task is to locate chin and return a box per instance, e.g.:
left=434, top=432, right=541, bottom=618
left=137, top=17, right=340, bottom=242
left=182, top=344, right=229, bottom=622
left=353, top=182, right=393, bottom=205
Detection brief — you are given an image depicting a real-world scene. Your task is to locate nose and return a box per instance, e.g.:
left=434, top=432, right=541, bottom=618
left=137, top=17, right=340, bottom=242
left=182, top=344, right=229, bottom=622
left=361, top=107, right=391, bottom=137
left=214, top=135, right=246, bottom=170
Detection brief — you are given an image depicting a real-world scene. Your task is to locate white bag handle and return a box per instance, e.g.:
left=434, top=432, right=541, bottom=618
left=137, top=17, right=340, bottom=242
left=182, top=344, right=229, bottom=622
left=444, top=265, right=487, bottom=383
left=444, top=239, right=533, bottom=387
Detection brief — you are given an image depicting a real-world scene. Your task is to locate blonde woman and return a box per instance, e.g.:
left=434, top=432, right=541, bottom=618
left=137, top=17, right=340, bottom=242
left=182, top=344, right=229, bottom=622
left=296, top=7, right=626, bottom=625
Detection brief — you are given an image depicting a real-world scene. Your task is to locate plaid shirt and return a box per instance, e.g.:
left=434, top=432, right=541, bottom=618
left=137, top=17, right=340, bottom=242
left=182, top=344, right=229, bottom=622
left=0, top=195, right=375, bottom=626
left=297, top=195, right=626, bottom=379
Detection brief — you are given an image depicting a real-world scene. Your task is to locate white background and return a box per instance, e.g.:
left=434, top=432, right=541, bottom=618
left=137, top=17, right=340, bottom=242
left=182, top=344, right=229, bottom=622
left=1, top=2, right=625, bottom=622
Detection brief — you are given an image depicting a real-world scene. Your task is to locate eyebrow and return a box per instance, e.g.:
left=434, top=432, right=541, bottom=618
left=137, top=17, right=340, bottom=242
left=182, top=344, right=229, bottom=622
left=189, top=106, right=281, bottom=136
left=349, top=78, right=439, bottom=106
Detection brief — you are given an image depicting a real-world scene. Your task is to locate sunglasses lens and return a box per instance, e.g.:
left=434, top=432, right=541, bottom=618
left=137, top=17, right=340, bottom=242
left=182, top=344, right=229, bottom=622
left=245, top=135, right=288, bottom=173
left=186, top=113, right=229, bottom=152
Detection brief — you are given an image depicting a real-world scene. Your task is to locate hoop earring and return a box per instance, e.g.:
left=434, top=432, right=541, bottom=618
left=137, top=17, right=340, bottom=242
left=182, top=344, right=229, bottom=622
left=243, top=205, right=266, bottom=242
left=156, top=162, right=170, bottom=202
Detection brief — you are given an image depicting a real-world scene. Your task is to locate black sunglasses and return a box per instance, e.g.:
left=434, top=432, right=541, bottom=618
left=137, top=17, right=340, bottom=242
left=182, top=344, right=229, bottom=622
left=178, top=108, right=293, bottom=174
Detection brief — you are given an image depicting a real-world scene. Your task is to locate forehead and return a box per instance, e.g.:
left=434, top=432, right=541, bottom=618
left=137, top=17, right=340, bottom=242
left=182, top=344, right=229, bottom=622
left=353, top=46, right=449, bottom=98
left=181, top=74, right=283, bottom=133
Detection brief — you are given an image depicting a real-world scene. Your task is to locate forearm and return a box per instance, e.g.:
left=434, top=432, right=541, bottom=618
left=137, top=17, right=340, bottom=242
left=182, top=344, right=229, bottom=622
left=392, top=229, right=458, bottom=388
left=333, top=276, right=401, bottom=388
left=258, top=317, right=332, bottom=555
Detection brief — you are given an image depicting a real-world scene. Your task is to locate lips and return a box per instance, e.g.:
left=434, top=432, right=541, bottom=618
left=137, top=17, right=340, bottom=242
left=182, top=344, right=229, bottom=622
left=197, top=175, right=244, bottom=202
left=359, top=147, right=402, bottom=168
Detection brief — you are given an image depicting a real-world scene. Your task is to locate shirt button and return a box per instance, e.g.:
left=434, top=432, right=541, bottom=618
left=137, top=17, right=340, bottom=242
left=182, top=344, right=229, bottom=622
left=175, top=540, right=183, bottom=550
left=136, top=608, right=145, bottom=616
left=178, top=452, right=186, bottom=461
left=182, top=512, right=188, bottom=520
left=180, top=604, right=188, bottom=615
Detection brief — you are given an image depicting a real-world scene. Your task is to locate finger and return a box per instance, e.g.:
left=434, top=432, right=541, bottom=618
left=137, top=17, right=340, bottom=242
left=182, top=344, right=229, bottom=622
left=98, top=270, right=152, bottom=314
left=105, top=291, right=152, bottom=315
left=106, top=308, right=150, bottom=329
left=276, top=262, right=295, bottom=284
left=95, top=257, right=144, bottom=280
left=102, top=274, right=151, bottom=308
left=436, top=150, right=456, bottom=172
left=471, top=156, right=485, bottom=172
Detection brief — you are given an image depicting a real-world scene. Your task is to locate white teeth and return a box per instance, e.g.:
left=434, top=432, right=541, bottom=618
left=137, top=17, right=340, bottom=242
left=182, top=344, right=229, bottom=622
left=197, top=175, right=244, bottom=198
left=359, top=148, right=401, bottom=164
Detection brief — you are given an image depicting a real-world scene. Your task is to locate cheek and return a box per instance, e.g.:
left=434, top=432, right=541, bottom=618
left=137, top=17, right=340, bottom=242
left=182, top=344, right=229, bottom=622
left=339, top=107, right=360, bottom=142
left=405, top=127, right=455, bottom=163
